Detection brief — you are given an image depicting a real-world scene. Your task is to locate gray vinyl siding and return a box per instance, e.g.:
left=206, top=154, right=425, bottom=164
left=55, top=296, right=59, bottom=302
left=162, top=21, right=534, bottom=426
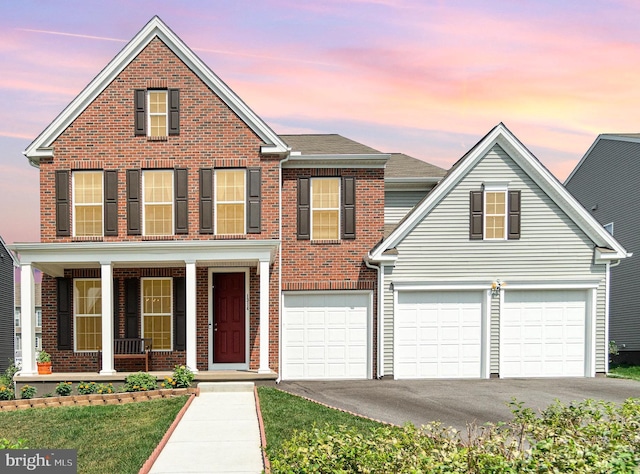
left=383, top=144, right=607, bottom=376
left=566, top=138, right=640, bottom=351
left=0, top=242, right=15, bottom=373
left=385, top=190, right=430, bottom=224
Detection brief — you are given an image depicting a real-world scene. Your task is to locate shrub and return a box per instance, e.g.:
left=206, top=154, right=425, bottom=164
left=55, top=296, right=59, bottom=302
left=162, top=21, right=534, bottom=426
left=96, top=383, right=115, bottom=394
left=55, top=381, right=73, bottom=397
left=269, top=398, right=640, bottom=473
left=36, top=351, right=51, bottom=363
left=123, top=372, right=157, bottom=392
left=77, top=381, right=98, bottom=395
left=162, top=365, right=194, bottom=389
left=0, top=385, right=14, bottom=401
left=20, top=385, right=36, bottom=400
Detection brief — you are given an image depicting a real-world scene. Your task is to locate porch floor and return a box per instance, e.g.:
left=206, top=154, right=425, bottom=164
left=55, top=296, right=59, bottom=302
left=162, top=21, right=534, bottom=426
left=15, top=370, right=278, bottom=384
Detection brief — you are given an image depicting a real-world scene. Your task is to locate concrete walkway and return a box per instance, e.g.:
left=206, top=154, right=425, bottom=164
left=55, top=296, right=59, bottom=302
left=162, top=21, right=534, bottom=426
left=149, top=382, right=264, bottom=474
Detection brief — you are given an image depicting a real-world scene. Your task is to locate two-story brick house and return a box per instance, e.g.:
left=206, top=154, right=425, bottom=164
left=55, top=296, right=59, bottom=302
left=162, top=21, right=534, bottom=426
left=13, top=17, right=627, bottom=381
left=12, top=17, right=388, bottom=379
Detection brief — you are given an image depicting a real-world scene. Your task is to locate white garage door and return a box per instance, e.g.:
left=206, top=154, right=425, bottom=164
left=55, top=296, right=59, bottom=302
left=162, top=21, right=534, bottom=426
left=282, top=292, right=370, bottom=380
left=395, top=291, right=484, bottom=379
left=501, top=290, right=587, bottom=377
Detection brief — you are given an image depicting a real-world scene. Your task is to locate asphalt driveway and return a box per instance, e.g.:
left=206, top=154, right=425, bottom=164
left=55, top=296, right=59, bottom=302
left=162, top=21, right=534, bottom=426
left=276, top=377, right=640, bottom=432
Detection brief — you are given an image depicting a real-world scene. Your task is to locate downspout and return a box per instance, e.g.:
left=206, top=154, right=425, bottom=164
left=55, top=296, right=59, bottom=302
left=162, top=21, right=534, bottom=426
left=604, top=261, right=610, bottom=374
left=276, top=149, right=292, bottom=383
left=365, top=258, right=384, bottom=379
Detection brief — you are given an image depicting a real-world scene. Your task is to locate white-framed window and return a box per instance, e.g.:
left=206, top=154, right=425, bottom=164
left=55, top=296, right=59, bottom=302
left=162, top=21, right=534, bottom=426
left=73, top=171, right=103, bottom=237
left=215, top=169, right=246, bottom=235
left=142, top=278, right=173, bottom=351
left=484, top=184, right=507, bottom=240
left=74, top=279, right=102, bottom=352
left=604, top=222, right=614, bottom=236
left=143, top=170, right=174, bottom=236
left=14, top=309, right=20, bottom=328
left=15, top=334, right=21, bottom=351
left=35, top=335, right=42, bottom=351
left=148, top=90, right=168, bottom=137
left=311, top=177, right=340, bottom=240
left=35, top=309, right=42, bottom=328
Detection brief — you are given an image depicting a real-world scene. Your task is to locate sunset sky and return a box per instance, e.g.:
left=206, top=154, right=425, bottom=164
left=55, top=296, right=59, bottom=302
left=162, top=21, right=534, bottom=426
left=2, top=0, right=639, bottom=244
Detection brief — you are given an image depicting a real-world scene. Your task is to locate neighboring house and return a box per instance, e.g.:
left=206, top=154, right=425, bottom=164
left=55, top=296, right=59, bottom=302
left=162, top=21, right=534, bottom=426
left=0, top=236, right=18, bottom=372
left=565, top=134, right=640, bottom=363
left=368, top=124, right=628, bottom=378
left=14, top=282, right=43, bottom=364
left=10, top=17, right=627, bottom=380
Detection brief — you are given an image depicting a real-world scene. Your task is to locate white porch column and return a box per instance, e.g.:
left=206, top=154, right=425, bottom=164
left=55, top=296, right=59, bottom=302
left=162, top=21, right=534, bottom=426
left=19, top=264, right=36, bottom=375
left=185, top=261, right=198, bottom=373
left=258, top=259, right=271, bottom=374
left=100, top=263, right=116, bottom=375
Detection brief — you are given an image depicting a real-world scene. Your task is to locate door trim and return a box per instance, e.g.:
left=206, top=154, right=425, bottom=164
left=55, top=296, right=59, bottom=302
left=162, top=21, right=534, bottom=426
left=208, top=267, right=250, bottom=370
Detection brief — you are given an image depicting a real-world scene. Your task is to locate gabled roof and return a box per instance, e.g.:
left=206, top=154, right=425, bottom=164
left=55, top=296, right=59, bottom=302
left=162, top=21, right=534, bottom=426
left=0, top=235, right=18, bottom=267
left=385, top=153, right=447, bottom=180
left=369, top=123, right=629, bottom=262
left=24, top=16, right=289, bottom=166
left=565, top=133, right=640, bottom=184
left=279, top=134, right=389, bottom=168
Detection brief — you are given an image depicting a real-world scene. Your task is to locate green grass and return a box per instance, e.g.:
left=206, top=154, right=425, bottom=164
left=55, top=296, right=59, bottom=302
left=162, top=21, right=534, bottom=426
left=609, top=364, right=640, bottom=381
left=257, top=387, right=387, bottom=456
left=0, top=396, right=187, bottom=473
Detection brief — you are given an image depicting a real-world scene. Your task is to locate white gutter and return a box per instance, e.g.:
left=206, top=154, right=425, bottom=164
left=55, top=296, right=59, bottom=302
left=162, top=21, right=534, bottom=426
left=365, top=259, right=384, bottom=378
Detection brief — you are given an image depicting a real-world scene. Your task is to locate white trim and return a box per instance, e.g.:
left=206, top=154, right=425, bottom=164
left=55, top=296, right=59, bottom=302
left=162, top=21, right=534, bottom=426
left=589, top=288, right=597, bottom=377
left=310, top=177, right=341, bottom=241
left=503, top=281, right=600, bottom=290
left=392, top=286, right=489, bottom=379
left=281, top=290, right=373, bottom=380
left=72, top=170, right=104, bottom=238
left=208, top=267, right=251, bottom=370
left=142, top=169, right=174, bottom=237
left=214, top=169, right=246, bottom=235
left=483, top=188, right=507, bottom=240
left=73, top=278, right=102, bottom=353
left=282, top=154, right=389, bottom=169
left=147, top=90, right=168, bottom=137
left=24, top=16, right=289, bottom=164
left=369, top=123, right=629, bottom=262
left=605, top=262, right=611, bottom=374
left=392, top=282, right=491, bottom=291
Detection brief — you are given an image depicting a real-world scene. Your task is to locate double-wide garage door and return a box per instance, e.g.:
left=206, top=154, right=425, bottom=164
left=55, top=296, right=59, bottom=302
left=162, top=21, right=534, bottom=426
left=282, top=293, right=370, bottom=380
left=501, top=290, right=587, bottom=377
left=394, top=289, right=589, bottom=379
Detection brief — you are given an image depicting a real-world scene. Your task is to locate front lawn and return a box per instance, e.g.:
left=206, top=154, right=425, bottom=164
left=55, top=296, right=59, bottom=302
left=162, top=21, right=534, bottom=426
left=0, top=396, right=187, bottom=473
left=609, top=364, right=640, bottom=381
left=258, top=387, right=640, bottom=473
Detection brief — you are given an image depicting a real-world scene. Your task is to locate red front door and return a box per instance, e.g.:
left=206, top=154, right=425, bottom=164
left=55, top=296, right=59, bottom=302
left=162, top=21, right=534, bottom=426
left=213, top=273, right=246, bottom=363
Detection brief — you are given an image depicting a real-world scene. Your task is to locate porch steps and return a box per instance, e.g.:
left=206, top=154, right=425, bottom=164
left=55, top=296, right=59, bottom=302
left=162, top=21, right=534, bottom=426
left=197, top=381, right=254, bottom=393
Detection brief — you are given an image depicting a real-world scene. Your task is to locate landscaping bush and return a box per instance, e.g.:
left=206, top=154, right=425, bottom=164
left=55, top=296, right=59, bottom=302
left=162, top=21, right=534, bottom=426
left=0, top=438, right=27, bottom=449
left=0, top=360, right=19, bottom=400
left=77, top=382, right=98, bottom=395
left=55, top=381, right=73, bottom=397
left=123, top=372, right=157, bottom=392
left=162, top=365, right=194, bottom=389
left=20, top=385, right=36, bottom=400
left=269, top=398, right=640, bottom=473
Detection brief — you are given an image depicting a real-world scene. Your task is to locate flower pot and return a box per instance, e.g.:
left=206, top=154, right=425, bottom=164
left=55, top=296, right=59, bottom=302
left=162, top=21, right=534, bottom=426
left=37, top=362, right=52, bottom=375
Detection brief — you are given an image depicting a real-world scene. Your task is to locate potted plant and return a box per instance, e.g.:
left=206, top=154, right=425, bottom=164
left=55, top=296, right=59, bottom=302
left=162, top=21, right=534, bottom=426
left=36, top=350, right=52, bottom=375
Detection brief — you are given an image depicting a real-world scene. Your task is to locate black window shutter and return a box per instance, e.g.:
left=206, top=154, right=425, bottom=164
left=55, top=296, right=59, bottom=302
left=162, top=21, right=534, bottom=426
left=174, top=277, right=186, bottom=351
left=55, top=170, right=70, bottom=237
left=508, top=190, right=521, bottom=240
left=470, top=191, right=484, bottom=240
left=126, top=170, right=141, bottom=235
left=113, top=277, right=120, bottom=338
left=199, top=168, right=213, bottom=234
left=341, top=176, right=356, bottom=239
left=124, top=278, right=139, bottom=339
left=168, top=89, right=180, bottom=136
left=246, top=168, right=261, bottom=234
left=104, top=170, right=118, bottom=236
left=134, top=89, right=146, bottom=136
left=175, top=168, right=188, bottom=234
left=297, top=177, right=310, bottom=240
left=57, top=277, right=72, bottom=350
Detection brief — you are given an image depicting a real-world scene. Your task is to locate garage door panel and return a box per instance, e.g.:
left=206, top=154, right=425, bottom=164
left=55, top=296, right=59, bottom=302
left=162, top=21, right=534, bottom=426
left=501, top=290, right=587, bottom=378
left=396, top=291, right=483, bottom=379
left=282, top=293, right=369, bottom=380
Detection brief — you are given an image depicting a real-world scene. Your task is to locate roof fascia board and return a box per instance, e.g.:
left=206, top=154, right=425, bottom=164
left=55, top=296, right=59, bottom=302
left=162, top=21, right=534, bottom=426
left=282, top=153, right=390, bottom=169
left=370, top=123, right=628, bottom=261
left=24, top=16, right=288, bottom=165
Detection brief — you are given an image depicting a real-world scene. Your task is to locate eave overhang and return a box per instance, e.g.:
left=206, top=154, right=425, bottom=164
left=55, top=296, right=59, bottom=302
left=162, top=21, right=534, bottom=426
left=282, top=153, right=390, bottom=169
left=10, top=240, right=280, bottom=277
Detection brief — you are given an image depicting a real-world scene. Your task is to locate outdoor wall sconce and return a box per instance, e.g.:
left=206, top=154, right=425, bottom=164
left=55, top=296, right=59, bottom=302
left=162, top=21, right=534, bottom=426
left=491, top=279, right=505, bottom=297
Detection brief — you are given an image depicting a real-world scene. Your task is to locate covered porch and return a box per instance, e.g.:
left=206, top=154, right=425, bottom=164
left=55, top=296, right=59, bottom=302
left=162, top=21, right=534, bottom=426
left=11, top=240, right=279, bottom=378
